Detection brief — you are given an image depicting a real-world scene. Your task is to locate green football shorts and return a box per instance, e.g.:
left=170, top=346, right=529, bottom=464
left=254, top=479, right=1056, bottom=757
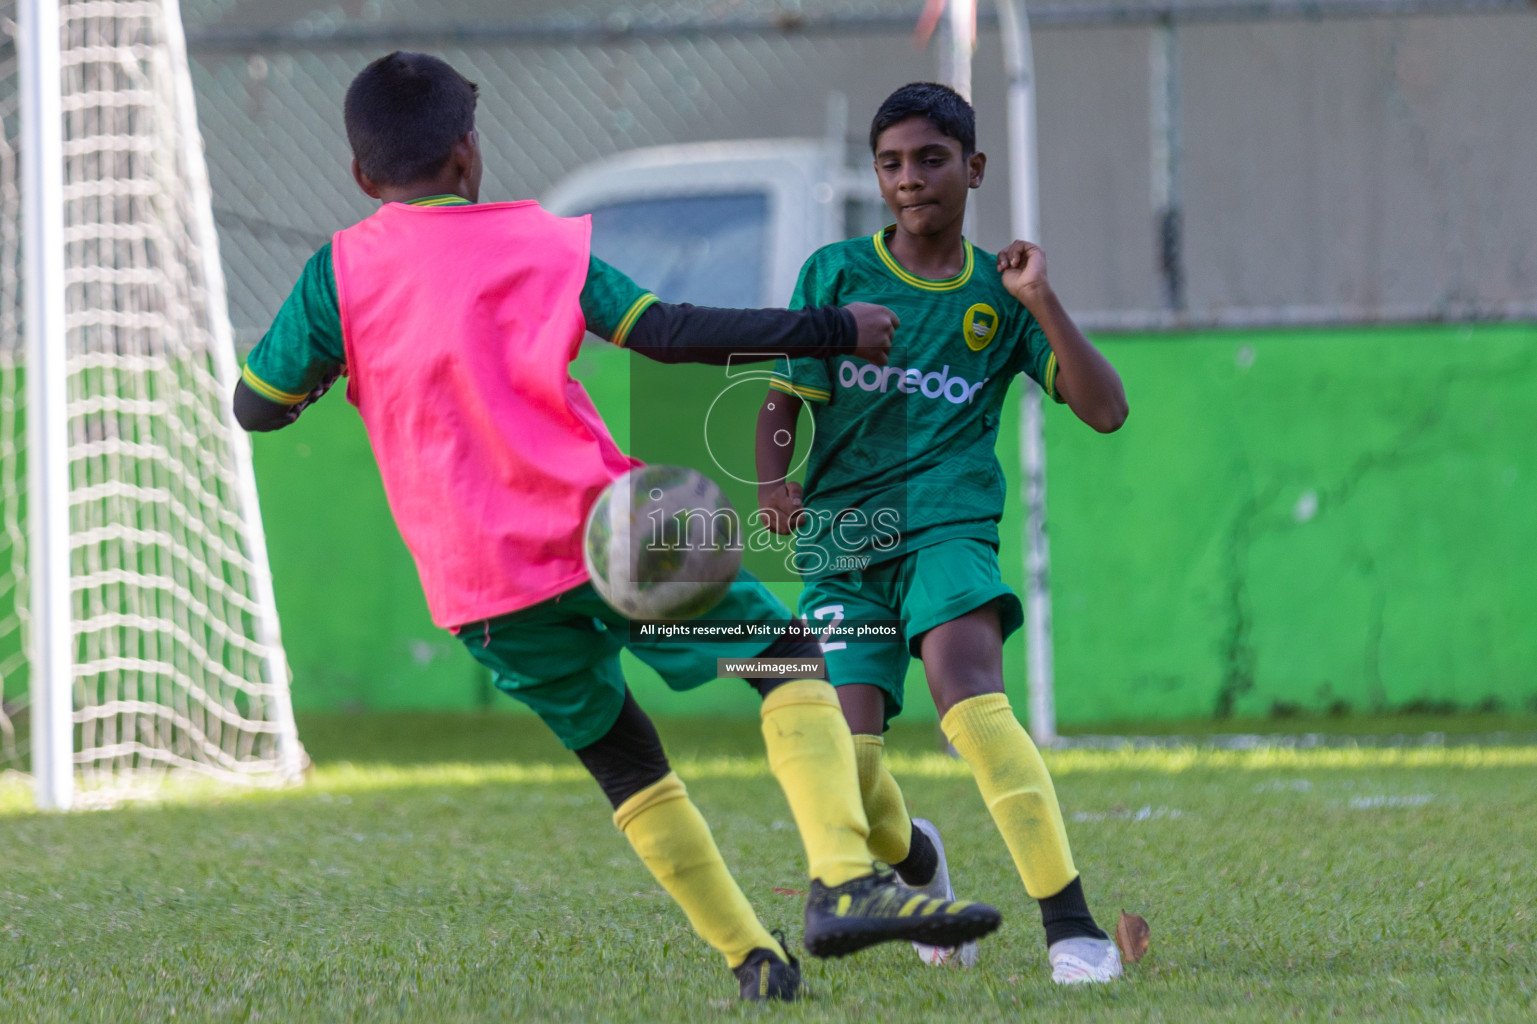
left=797, top=537, right=1024, bottom=729
left=454, top=572, right=788, bottom=749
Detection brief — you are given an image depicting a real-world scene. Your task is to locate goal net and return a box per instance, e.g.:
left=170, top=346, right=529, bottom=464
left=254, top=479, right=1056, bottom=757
left=0, top=0, right=303, bottom=808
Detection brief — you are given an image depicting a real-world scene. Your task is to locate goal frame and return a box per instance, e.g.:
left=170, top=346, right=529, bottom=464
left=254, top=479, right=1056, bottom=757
left=20, top=0, right=73, bottom=810
left=17, top=0, right=301, bottom=809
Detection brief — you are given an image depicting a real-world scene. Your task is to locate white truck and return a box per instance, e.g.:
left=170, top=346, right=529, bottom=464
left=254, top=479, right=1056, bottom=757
left=544, top=138, right=885, bottom=308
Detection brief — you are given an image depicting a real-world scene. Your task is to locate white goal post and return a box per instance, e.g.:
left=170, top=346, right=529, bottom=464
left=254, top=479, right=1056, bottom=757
left=943, top=0, right=1058, bottom=745
left=3, top=0, right=303, bottom=808
left=995, top=0, right=1057, bottom=747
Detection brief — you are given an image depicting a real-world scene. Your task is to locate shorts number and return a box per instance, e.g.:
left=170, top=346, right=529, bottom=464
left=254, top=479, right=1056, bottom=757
left=811, top=604, right=846, bottom=652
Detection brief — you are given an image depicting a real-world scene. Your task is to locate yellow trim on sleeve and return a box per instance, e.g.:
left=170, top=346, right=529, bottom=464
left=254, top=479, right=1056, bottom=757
left=768, top=378, right=830, bottom=402
left=1043, top=351, right=1065, bottom=403
left=871, top=229, right=974, bottom=291
left=241, top=364, right=308, bottom=405
left=611, top=293, right=660, bottom=348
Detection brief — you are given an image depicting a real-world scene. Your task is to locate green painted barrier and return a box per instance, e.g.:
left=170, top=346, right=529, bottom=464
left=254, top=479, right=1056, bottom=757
left=1049, top=323, right=1537, bottom=723
left=247, top=323, right=1536, bottom=724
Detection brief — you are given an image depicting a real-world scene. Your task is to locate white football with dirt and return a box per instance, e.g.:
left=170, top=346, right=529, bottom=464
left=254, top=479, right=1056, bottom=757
left=584, top=465, right=743, bottom=620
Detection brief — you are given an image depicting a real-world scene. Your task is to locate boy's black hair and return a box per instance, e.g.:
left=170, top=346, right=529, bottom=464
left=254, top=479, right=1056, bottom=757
left=344, top=51, right=478, bottom=186
left=868, top=82, right=976, bottom=156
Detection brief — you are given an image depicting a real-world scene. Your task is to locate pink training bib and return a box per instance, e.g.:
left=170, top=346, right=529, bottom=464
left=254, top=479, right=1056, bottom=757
left=332, top=201, right=637, bottom=627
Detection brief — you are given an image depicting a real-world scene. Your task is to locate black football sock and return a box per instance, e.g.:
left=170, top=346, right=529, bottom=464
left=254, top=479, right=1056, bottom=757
left=891, top=818, right=938, bottom=888
left=1039, top=876, right=1109, bottom=946
left=574, top=687, right=671, bottom=808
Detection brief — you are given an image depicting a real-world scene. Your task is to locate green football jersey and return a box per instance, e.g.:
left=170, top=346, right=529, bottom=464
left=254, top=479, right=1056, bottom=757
left=770, top=228, right=1063, bottom=578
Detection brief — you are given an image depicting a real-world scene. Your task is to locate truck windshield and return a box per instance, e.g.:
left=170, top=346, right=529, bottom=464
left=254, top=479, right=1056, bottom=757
left=586, top=193, right=768, bottom=307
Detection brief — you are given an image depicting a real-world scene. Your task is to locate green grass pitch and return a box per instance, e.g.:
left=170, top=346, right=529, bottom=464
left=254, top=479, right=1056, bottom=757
left=2, top=715, right=1534, bottom=1023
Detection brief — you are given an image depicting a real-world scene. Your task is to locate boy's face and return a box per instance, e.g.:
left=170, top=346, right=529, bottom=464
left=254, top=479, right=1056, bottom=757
left=873, top=117, right=984, bottom=239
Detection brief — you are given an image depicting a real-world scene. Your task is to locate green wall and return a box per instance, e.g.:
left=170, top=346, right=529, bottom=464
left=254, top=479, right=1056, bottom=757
left=1047, top=323, right=1537, bottom=723
left=252, top=323, right=1537, bottom=724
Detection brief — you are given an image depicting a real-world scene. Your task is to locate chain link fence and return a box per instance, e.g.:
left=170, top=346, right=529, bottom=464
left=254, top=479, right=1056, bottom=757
left=180, top=0, right=1537, bottom=347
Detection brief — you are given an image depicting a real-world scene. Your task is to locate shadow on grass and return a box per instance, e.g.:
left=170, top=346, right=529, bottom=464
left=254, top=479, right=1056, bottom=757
left=4, top=711, right=1533, bottom=819
left=293, top=711, right=947, bottom=767
left=294, top=709, right=1537, bottom=768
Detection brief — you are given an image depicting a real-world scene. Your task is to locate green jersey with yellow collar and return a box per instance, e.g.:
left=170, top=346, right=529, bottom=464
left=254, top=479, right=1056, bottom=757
left=770, top=228, right=1062, bottom=578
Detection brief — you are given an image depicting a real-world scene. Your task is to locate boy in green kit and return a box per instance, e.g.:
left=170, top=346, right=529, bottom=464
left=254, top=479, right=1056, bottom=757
left=756, top=82, right=1132, bottom=982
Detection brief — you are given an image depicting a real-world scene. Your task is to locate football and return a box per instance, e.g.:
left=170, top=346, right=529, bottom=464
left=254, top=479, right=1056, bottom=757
left=583, top=465, right=743, bottom=620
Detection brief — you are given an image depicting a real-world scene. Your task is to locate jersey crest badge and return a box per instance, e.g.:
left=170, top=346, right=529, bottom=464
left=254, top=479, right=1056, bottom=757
left=964, top=303, right=999, bottom=351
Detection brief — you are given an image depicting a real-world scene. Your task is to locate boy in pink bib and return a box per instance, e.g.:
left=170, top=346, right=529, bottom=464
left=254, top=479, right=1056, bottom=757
left=235, top=52, right=1001, bottom=1002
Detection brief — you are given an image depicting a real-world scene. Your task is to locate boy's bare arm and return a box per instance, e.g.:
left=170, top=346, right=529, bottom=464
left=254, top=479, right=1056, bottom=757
left=998, top=241, right=1128, bottom=434
left=755, top=391, right=806, bottom=535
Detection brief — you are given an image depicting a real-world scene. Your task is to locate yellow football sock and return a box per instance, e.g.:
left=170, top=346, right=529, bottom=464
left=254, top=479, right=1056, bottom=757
left=760, top=680, right=875, bottom=887
left=614, top=772, right=784, bottom=968
left=852, top=734, right=913, bottom=866
left=941, top=693, right=1077, bottom=899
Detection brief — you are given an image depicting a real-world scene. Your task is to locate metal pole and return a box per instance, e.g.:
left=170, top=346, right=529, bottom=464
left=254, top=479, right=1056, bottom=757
left=161, top=0, right=304, bottom=781
left=934, top=0, right=988, bottom=756
left=948, top=0, right=978, bottom=245
left=21, top=0, right=75, bottom=810
left=998, top=0, right=1057, bottom=746
left=948, top=0, right=976, bottom=100
left=1150, top=17, right=1185, bottom=311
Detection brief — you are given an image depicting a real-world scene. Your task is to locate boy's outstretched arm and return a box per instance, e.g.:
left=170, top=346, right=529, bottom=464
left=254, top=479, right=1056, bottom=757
left=755, top=391, right=805, bottom=535
left=998, top=241, right=1128, bottom=434
left=622, top=301, right=895, bottom=367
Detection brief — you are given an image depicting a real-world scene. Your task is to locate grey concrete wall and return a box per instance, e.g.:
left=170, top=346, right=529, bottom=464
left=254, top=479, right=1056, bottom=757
left=182, top=4, right=1537, bottom=343
left=1177, top=15, right=1537, bottom=321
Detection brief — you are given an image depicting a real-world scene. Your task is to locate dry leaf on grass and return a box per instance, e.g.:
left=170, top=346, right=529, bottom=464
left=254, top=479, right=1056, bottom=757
left=772, top=887, right=805, bottom=897
left=1115, top=910, right=1151, bottom=963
